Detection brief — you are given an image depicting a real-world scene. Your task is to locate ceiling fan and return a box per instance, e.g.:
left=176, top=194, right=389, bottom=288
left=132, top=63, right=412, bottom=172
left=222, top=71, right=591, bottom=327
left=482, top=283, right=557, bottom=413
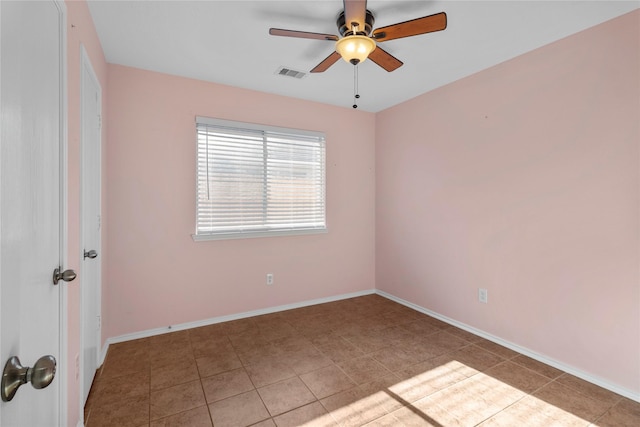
left=269, top=0, right=447, bottom=73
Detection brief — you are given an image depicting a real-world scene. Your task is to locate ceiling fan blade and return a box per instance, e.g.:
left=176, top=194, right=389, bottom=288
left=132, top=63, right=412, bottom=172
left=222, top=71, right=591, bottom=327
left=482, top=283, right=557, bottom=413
left=310, top=51, right=341, bottom=73
left=368, top=46, right=403, bottom=72
left=343, top=0, right=367, bottom=30
left=269, top=28, right=338, bottom=41
left=372, top=12, right=447, bottom=42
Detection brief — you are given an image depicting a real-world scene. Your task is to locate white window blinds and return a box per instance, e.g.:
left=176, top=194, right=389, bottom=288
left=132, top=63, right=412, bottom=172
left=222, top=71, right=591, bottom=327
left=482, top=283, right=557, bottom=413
left=194, top=116, right=326, bottom=240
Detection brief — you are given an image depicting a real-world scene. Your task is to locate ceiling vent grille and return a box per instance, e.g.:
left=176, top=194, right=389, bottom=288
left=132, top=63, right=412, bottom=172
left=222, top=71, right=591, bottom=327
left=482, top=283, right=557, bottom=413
left=275, top=66, right=307, bottom=79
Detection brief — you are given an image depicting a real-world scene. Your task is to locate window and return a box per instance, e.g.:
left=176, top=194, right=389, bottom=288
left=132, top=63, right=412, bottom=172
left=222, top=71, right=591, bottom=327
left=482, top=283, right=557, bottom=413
left=194, top=116, right=326, bottom=240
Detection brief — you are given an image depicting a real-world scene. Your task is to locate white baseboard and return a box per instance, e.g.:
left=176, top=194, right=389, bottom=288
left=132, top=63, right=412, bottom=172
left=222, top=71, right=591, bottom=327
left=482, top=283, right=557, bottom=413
left=99, top=289, right=376, bottom=365
left=376, top=289, right=640, bottom=403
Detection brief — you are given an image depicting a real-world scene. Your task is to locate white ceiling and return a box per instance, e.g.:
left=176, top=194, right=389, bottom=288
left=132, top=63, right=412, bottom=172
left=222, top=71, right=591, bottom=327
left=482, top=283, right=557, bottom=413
left=87, top=0, right=638, bottom=112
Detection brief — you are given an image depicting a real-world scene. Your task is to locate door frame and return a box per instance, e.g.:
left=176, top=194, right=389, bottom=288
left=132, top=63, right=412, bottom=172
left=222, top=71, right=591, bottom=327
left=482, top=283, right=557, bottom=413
left=57, top=1, right=69, bottom=426
left=79, top=43, right=102, bottom=416
left=0, top=0, right=68, bottom=425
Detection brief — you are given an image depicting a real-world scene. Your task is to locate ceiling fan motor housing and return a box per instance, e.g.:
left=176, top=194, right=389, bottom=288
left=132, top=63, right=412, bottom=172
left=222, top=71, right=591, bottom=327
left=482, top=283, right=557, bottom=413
left=337, top=9, right=375, bottom=36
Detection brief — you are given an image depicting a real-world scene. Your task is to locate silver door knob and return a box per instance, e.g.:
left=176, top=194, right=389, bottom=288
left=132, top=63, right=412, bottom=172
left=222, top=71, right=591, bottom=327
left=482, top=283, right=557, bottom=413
left=84, top=249, right=98, bottom=259
left=1, top=355, right=56, bottom=402
left=52, top=267, right=76, bottom=285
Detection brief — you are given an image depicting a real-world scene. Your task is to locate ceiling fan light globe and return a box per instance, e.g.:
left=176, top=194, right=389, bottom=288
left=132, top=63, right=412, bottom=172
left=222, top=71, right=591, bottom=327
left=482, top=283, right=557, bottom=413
left=335, top=35, right=376, bottom=64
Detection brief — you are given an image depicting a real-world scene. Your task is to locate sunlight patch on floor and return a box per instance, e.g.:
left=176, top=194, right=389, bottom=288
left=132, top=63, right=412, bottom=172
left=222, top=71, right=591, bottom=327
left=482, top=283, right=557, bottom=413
left=317, top=360, right=602, bottom=426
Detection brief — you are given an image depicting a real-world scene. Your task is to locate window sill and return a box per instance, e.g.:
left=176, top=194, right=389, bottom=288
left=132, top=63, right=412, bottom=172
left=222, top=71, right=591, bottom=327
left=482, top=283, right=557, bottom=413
left=192, top=227, right=328, bottom=242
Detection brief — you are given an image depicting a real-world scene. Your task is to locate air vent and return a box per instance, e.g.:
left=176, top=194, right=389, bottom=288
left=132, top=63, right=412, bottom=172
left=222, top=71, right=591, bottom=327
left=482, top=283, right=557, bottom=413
left=275, top=66, right=307, bottom=79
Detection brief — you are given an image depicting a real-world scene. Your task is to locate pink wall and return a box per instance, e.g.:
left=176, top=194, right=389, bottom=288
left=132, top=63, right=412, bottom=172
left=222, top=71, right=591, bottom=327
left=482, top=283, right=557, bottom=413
left=66, top=1, right=108, bottom=425
left=105, top=65, right=376, bottom=338
left=376, top=10, right=639, bottom=395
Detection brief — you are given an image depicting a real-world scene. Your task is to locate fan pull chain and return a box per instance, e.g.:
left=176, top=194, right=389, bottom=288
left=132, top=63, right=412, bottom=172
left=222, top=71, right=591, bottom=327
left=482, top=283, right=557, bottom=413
left=352, top=64, right=360, bottom=109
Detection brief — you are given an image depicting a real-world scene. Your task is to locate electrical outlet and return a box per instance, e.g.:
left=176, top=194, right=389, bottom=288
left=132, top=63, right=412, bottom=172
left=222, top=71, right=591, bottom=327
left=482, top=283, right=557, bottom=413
left=266, top=273, right=274, bottom=285
left=478, top=288, right=488, bottom=304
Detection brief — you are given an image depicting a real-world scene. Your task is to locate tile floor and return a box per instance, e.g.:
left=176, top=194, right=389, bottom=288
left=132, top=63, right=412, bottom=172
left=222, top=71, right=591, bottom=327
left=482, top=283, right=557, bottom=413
left=84, top=294, right=640, bottom=426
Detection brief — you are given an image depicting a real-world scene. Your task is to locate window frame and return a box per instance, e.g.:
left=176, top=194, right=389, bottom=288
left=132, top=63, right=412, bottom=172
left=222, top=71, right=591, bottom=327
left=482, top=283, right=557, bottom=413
left=192, top=116, right=327, bottom=241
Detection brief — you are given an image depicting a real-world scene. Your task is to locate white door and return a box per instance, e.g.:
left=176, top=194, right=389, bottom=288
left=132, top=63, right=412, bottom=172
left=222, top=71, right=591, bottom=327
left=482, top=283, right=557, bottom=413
left=0, top=1, right=66, bottom=426
left=80, top=46, right=102, bottom=406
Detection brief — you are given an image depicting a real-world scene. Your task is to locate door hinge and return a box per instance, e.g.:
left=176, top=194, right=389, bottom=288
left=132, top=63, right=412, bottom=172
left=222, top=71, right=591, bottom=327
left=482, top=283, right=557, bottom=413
left=98, top=114, right=102, bottom=130
left=97, top=315, right=101, bottom=330
left=97, top=214, right=101, bottom=230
